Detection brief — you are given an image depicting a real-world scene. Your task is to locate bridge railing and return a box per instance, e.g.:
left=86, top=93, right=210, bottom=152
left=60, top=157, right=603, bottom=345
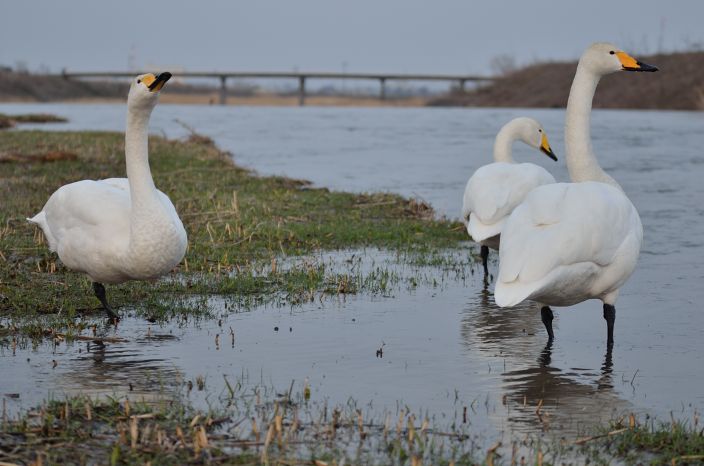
left=61, top=70, right=494, bottom=106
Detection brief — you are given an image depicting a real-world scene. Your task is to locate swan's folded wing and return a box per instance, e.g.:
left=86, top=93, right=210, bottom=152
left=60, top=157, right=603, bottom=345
left=99, top=178, right=131, bottom=192
left=497, top=182, right=641, bottom=287
left=463, top=163, right=555, bottom=240
left=43, top=179, right=131, bottom=244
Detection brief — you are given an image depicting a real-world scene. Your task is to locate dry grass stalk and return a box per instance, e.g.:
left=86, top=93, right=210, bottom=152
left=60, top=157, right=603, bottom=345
left=194, top=425, right=209, bottom=452
left=573, top=427, right=628, bottom=445
left=407, top=414, right=416, bottom=444
left=130, top=416, right=138, bottom=449
left=486, top=441, right=501, bottom=466
left=252, top=418, right=260, bottom=443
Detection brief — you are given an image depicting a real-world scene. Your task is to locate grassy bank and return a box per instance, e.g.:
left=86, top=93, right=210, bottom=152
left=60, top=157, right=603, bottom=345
left=2, top=392, right=702, bottom=465
left=0, top=130, right=467, bottom=333
left=0, top=112, right=67, bottom=129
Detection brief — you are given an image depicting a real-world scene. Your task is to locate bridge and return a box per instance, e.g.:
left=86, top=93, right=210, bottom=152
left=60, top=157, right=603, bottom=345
left=61, top=70, right=494, bottom=106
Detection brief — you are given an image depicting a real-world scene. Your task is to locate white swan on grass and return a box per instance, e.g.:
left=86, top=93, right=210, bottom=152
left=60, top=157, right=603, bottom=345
left=28, top=72, right=187, bottom=320
left=461, top=117, right=557, bottom=275
left=494, top=43, right=658, bottom=345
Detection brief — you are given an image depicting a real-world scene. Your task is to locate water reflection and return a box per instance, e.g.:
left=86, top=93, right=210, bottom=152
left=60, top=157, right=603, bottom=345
left=462, top=283, right=631, bottom=435
left=461, top=279, right=546, bottom=359
left=55, top=327, right=184, bottom=403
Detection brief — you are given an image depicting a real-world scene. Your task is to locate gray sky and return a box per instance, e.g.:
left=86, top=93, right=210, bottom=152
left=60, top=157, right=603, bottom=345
left=1, top=0, right=703, bottom=75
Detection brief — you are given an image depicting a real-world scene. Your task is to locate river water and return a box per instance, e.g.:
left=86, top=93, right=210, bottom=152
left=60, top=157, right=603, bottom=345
left=1, top=103, right=703, bottom=446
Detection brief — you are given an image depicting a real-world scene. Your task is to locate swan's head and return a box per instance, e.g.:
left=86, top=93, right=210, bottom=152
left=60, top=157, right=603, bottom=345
left=513, top=117, right=558, bottom=162
left=127, top=72, right=172, bottom=111
left=580, top=43, right=658, bottom=76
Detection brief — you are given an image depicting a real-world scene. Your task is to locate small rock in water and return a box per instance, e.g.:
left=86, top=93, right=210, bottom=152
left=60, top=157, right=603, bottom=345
left=274, top=326, right=279, bottom=332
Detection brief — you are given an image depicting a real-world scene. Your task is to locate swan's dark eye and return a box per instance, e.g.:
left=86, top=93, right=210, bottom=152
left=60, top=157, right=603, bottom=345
left=538, top=129, right=542, bottom=133
left=137, top=79, right=141, bottom=83
left=609, top=51, right=615, bottom=55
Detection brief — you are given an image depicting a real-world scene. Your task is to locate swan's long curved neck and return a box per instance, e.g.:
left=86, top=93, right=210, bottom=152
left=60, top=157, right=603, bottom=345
left=492, top=122, right=519, bottom=163
left=125, top=108, right=157, bottom=203
left=565, top=64, right=620, bottom=188
left=125, top=105, right=170, bottom=259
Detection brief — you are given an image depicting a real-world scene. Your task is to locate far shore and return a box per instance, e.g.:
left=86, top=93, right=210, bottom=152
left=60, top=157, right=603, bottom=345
left=0, top=92, right=431, bottom=107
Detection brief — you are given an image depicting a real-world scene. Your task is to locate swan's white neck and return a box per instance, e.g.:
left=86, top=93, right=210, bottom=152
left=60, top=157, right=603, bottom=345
left=124, top=104, right=168, bottom=253
left=492, top=121, right=521, bottom=163
left=564, top=64, right=621, bottom=189
left=125, top=108, right=157, bottom=200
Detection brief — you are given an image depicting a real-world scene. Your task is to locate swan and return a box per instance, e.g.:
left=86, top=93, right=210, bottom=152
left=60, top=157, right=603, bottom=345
left=28, top=72, right=187, bottom=320
left=494, top=43, right=657, bottom=345
left=461, top=117, right=557, bottom=275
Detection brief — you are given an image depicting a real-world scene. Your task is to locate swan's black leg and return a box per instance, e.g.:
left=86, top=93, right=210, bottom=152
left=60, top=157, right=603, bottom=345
left=93, top=282, right=119, bottom=321
left=603, top=303, right=615, bottom=347
left=540, top=306, right=554, bottom=341
left=480, top=245, right=489, bottom=276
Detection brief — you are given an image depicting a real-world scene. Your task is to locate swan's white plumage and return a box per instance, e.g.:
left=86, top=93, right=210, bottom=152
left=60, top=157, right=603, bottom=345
left=461, top=117, right=557, bottom=250
left=494, top=181, right=642, bottom=307
left=28, top=73, right=187, bottom=286
left=494, top=42, right=656, bottom=312
left=463, top=162, right=555, bottom=244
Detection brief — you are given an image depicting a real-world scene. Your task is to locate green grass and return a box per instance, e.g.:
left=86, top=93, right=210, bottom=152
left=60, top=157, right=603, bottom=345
left=3, top=392, right=701, bottom=465
left=577, top=415, right=704, bottom=465
left=0, top=390, right=482, bottom=466
left=0, top=130, right=468, bottom=333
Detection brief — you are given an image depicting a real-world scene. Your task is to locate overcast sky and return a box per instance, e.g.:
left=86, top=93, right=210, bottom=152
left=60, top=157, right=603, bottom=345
left=1, top=0, right=703, bottom=75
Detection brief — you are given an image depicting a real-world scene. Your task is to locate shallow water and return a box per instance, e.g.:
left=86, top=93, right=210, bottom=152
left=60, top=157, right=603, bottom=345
left=1, top=103, right=703, bottom=446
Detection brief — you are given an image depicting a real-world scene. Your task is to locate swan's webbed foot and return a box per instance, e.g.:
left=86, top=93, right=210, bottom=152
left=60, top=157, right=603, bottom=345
left=540, top=306, right=554, bottom=341
left=603, top=303, right=615, bottom=348
left=92, top=282, right=120, bottom=321
left=480, top=245, right=489, bottom=276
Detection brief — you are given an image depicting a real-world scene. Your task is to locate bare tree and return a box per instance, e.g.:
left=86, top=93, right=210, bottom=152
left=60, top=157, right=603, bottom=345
left=490, top=54, right=517, bottom=76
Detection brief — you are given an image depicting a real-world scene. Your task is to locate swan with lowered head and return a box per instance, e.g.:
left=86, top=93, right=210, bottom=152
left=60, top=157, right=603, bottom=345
left=28, top=72, right=187, bottom=320
left=494, top=43, right=657, bottom=345
left=461, top=117, right=557, bottom=275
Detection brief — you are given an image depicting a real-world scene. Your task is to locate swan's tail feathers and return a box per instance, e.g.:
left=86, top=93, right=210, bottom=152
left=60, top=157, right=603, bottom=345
left=27, top=211, right=57, bottom=251
left=467, top=215, right=505, bottom=244
left=493, top=281, right=535, bottom=308
left=27, top=211, right=44, bottom=225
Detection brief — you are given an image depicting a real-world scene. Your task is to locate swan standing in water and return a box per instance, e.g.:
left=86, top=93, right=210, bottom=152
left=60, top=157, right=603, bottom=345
left=28, top=73, right=187, bottom=320
left=462, top=117, right=557, bottom=275
left=494, top=43, right=657, bottom=345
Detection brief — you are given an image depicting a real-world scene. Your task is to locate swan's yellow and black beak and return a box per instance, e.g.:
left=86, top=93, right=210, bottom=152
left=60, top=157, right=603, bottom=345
left=142, top=72, right=172, bottom=92
left=540, top=133, right=557, bottom=161
left=616, top=52, right=658, bottom=72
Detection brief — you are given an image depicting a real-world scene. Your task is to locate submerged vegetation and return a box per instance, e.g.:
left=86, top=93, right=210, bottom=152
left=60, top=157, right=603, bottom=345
left=0, top=130, right=468, bottom=334
left=2, top=391, right=702, bottom=465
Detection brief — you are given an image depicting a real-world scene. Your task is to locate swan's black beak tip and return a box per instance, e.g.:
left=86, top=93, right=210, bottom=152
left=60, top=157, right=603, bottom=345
left=541, top=146, right=558, bottom=162
left=148, top=72, right=172, bottom=91
left=624, top=61, right=659, bottom=72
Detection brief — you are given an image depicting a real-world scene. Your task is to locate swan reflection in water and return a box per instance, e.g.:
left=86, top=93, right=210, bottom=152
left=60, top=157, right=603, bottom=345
left=56, top=329, right=183, bottom=404
left=462, top=280, right=631, bottom=435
